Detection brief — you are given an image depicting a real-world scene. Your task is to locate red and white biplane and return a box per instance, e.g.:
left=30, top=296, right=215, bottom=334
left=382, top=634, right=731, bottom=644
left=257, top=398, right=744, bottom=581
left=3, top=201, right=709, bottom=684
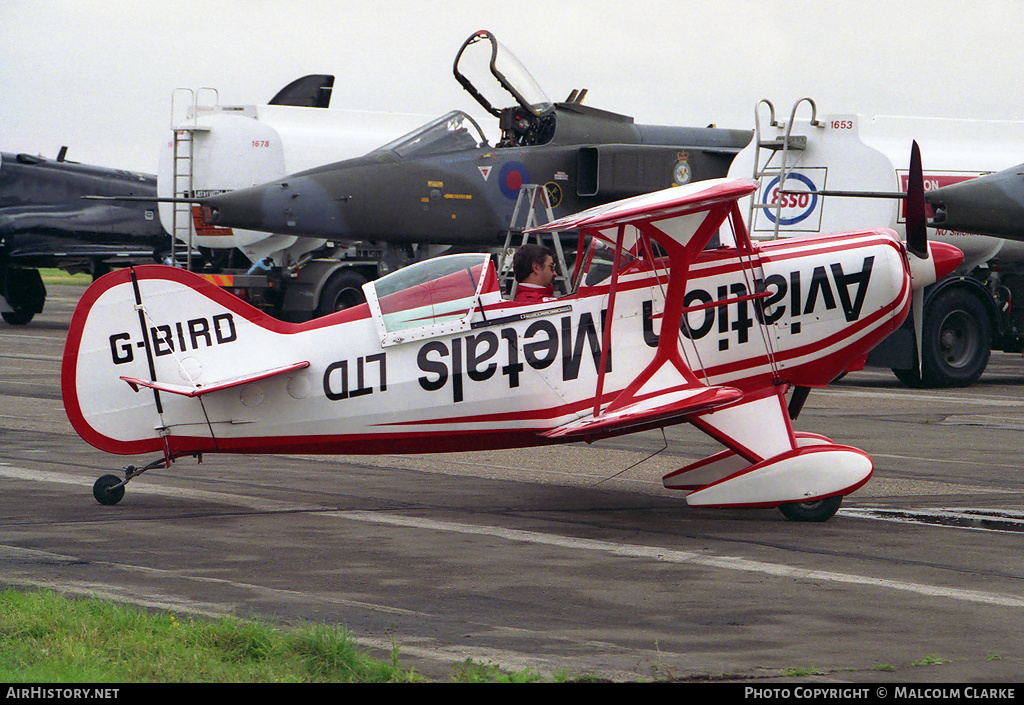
left=62, top=166, right=961, bottom=521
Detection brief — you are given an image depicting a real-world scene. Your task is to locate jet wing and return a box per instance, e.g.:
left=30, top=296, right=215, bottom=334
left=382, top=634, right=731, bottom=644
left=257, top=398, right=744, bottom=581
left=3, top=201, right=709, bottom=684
left=121, top=361, right=310, bottom=398
left=541, top=385, right=743, bottom=440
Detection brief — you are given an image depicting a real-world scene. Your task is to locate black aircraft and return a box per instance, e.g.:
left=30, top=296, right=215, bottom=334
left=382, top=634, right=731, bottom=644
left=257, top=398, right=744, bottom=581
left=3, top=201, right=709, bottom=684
left=0, top=151, right=166, bottom=324
left=197, top=30, right=752, bottom=248
left=0, top=75, right=341, bottom=325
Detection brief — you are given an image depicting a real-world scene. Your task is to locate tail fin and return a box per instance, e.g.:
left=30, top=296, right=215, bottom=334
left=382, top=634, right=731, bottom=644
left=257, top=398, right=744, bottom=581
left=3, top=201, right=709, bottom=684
left=61, top=265, right=306, bottom=456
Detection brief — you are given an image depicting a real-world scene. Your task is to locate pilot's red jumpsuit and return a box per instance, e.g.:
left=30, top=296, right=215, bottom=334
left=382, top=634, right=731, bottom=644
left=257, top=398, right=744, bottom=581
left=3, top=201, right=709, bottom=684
left=514, top=283, right=555, bottom=303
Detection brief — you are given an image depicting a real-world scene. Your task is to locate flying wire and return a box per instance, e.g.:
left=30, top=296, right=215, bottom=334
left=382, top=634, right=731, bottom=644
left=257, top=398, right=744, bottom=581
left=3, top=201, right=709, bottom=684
left=591, top=428, right=669, bottom=487
left=132, top=283, right=219, bottom=446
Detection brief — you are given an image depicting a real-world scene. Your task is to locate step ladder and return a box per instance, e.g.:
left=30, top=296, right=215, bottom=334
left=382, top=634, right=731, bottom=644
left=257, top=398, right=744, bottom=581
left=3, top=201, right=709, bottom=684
left=169, top=88, right=217, bottom=271
left=748, top=98, right=821, bottom=240
left=498, top=184, right=571, bottom=298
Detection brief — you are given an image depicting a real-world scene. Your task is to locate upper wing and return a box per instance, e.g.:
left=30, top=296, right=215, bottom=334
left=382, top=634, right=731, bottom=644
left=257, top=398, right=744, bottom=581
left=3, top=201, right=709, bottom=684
left=528, top=178, right=758, bottom=245
left=531, top=179, right=760, bottom=441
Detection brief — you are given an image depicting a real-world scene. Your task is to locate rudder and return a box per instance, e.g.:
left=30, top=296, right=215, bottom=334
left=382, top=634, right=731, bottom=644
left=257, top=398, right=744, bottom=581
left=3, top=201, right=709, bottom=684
left=61, top=265, right=301, bottom=455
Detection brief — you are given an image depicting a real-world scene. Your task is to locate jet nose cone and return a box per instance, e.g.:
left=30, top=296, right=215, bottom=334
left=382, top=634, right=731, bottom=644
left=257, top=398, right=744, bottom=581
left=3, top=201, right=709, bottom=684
left=926, top=166, right=1024, bottom=239
left=202, top=187, right=269, bottom=231
left=202, top=176, right=349, bottom=238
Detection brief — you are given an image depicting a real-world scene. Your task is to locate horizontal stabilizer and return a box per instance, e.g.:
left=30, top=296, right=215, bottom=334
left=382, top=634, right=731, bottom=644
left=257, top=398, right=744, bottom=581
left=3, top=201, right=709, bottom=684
left=540, top=385, right=742, bottom=440
left=121, top=361, right=310, bottom=398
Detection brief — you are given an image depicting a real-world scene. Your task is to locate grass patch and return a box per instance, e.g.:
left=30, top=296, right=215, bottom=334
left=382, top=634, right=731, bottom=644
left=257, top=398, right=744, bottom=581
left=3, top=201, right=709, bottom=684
left=0, top=589, right=427, bottom=683
left=38, top=268, right=92, bottom=286
left=450, top=658, right=545, bottom=683
left=0, top=588, right=585, bottom=683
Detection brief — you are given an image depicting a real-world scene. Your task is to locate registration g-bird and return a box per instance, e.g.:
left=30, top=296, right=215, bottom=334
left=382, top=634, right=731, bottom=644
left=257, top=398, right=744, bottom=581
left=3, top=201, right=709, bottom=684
left=62, top=156, right=961, bottom=521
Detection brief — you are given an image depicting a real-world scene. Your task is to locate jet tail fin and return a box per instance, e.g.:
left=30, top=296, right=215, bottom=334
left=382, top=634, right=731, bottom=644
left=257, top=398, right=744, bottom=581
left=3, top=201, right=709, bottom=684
left=268, top=74, right=334, bottom=108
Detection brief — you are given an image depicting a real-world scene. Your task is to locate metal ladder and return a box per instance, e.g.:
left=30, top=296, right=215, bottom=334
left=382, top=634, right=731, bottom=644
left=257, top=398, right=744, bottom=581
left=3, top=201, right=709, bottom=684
left=748, top=98, right=820, bottom=240
left=169, top=88, right=217, bottom=271
left=498, top=184, right=571, bottom=298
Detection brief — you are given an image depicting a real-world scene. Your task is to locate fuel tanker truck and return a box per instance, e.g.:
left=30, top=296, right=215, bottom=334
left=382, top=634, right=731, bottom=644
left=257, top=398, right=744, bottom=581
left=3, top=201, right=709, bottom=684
left=727, top=98, right=1024, bottom=387
left=156, top=31, right=752, bottom=321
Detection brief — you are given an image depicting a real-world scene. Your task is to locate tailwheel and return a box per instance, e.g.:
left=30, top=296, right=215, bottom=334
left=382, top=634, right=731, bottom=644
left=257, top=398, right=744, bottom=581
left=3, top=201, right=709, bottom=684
left=92, top=456, right=176, bottom=506
left=778, top=495, right=843, bottom=522
left=93, top=474, right=126, bottom=506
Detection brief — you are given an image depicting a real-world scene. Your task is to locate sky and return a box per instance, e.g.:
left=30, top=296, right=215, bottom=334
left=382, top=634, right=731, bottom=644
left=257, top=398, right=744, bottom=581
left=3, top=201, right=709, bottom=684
left=3, top=0, right=1024, bottom=174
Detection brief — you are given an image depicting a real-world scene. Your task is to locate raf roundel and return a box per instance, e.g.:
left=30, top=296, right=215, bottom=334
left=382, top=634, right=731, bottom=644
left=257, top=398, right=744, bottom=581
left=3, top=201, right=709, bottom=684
left=498, top=161, right=530, bottom=200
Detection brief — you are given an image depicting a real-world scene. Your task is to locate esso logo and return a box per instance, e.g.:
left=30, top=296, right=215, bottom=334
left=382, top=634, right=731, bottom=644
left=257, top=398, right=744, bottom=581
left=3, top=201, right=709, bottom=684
left=761, top=173, right=819, bottom=225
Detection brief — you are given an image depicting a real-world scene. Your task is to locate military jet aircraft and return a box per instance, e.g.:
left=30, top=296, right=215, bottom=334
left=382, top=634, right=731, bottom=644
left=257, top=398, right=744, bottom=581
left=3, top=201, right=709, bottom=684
left=195, top=30, right=752, bottom=252
left=0, top=151, right=166, bottom=324
left=925, top=162, right=1024, bottom=239
left=62, top=145, right=961, bottom=522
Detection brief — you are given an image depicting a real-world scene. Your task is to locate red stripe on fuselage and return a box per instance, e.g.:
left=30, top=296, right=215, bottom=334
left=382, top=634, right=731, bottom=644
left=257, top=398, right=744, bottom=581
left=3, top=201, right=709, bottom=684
left=63, top=230, right=906, bottom=458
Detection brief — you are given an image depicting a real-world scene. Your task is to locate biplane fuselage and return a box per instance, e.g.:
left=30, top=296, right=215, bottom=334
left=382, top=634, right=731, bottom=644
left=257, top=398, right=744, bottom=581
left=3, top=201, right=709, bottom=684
left=63, top=179, right=962, bottom=518
left=65, top=222, right=921, bottom=456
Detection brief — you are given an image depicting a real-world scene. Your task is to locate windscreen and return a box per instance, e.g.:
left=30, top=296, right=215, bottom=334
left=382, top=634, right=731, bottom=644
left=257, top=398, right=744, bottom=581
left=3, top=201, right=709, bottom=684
left=367, top=254, right=493, bottom=342
left=373, top=111, right=487, bottom=158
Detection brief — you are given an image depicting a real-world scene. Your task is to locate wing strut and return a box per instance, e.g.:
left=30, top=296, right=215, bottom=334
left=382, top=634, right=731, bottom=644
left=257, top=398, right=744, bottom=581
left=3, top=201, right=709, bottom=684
left=592, top=223, right=625, bottom=416
left=605, top=205, right=729, bottom=412
left=529, top=180, right=761, bottom=440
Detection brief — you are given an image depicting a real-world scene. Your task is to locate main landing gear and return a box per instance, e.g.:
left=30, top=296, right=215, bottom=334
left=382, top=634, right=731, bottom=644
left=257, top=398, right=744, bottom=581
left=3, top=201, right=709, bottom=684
left=92, top=455, right=194, bottom=505
left=777, top=495, right=843, bottom=522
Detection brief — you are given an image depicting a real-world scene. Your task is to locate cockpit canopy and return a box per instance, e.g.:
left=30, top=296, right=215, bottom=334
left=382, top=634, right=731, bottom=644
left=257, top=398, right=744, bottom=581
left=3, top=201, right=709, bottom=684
left=372, top=111, right=488, bottom=159
left=453, top=30, right=554, bottom=119
left=361, top=240, right=647, bottom=348
left=364, top=253, right=501, bottom=346
left=453, top=30, right=557, bottom=148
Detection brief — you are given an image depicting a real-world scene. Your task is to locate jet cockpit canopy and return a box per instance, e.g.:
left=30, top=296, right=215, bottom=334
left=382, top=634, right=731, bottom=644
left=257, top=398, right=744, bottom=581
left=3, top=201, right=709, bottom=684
left=372, top=111, right=488, bottom=158
left=453, top=30, right=556, bottom=147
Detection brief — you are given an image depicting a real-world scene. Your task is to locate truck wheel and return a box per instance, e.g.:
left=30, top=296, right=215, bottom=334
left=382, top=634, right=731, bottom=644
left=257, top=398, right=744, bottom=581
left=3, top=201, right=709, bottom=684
left=891, top=366, right=924, bottom=387
left=316, top=270, right=368, bottom=317
left=919, top=288, right=990, bottom=387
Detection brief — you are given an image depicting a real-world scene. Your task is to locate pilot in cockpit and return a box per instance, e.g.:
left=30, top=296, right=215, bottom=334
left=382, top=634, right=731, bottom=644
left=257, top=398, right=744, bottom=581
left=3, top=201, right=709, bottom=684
left=512, top=244, right=557, bottom=303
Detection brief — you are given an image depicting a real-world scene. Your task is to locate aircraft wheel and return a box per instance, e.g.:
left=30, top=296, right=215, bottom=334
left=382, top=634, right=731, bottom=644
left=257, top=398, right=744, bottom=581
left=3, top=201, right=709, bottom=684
left=778, top=495, right=842, bottom=522
left=1, top=309, right=34, bottom=325
left=1, top=268, right=45, bottom=324
left=316, top=270, right=368, bottom=317
left=93, top=475, right=125, bottom=506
